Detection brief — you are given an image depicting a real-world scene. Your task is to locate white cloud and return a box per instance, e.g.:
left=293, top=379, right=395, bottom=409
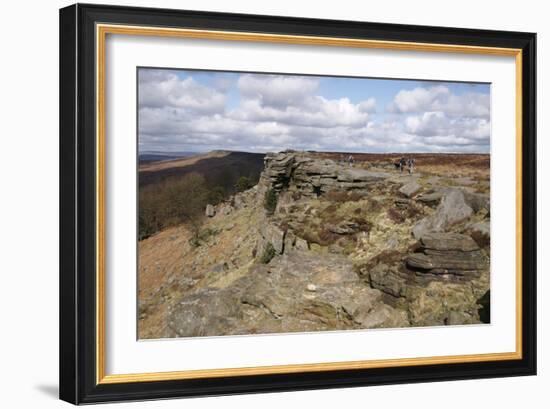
left=237, top=74, right=319, bottom=108
left=389, top=85, right=490, bottom=118
left=405, top=111, right=490, bottom=141
left=231, top=74, right=375, bottom=128
left=138, top=70, right=489, bottom=154
left=229, top=96, right=373, bottom=128
left=138, top=70, right=226, bottom=114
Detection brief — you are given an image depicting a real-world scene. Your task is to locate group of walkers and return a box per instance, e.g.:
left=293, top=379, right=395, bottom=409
left=339, top=154, right=356, bottom=167
left=337, top=153, right=416, bottom=173
left=397, top=156, right=416, bottom=174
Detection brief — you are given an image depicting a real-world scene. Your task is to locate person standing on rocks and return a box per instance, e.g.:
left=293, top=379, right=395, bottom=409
left=399, top=157, right=405, bottom=173
left=348, top=154, right=354, bottom=167
left=408, top=157, right=415, bottom=174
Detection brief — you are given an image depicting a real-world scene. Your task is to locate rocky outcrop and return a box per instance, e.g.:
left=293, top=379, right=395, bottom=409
left=260, top=151, right=391, bottom=196
left=168, top=251, right=408, bottom=337
left=141, top=151, right=492, bottom=339
left=283, top=229, right=309, bottom=251
left=360, top=231, right=489, bottom=327
left=258, top=223, right=286, bottom=254
left=256, top=221, right=311, bottom=258
left=412, top=189, right=473, bottom=238
left=406, top=233, right=487, bottom=279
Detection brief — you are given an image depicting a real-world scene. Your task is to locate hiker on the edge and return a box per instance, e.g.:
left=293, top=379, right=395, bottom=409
left=399, top=157, right=405, bottom=173
left=408, top=157, right=415, bottom=174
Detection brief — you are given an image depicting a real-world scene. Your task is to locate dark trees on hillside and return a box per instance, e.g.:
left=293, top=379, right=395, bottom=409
left=235, top=176, right=254, bottom=192
left=139, top=172, right=208, bottom=240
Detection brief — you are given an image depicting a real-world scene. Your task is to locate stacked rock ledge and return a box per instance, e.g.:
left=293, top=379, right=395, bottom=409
left=406, top=232, right=487, bottom=280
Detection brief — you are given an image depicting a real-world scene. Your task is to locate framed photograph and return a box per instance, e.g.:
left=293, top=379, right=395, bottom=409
left=59, top=3, right=536, bottom=404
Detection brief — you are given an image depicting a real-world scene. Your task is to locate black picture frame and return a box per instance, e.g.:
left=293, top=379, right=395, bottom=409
left=59, top=3, right=536, bottom=404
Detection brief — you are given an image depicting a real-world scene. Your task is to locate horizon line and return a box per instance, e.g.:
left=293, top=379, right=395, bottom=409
left=139, top=148, right=491, bottom=155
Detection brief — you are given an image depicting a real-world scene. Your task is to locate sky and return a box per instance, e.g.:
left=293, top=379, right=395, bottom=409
left=138, top=68, right=491, bottom=154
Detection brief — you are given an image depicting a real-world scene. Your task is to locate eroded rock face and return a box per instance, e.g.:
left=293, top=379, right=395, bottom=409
left=406, top=233, right=487, bottom=278
left=259, top=223, right=286, bottom=254
left=168, top=251, right=408, bottom=337
left=412, top=189, right=473, bottom=238
left=359, top=232, right=489, bottom=328
left=368, top=262, right=409, bottom=298
left=260, top=151, right=391, bottom=196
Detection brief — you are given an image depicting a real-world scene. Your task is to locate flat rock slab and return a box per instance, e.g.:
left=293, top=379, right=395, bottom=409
left=406, top=232, right=486, bottom=276
left=406, top=251, right=484, bottom=272
left=337, top=168, right=391, bottom=182
left=399, top=181, right=422, bottom=198
left=420, top=232, right=480, bottom=252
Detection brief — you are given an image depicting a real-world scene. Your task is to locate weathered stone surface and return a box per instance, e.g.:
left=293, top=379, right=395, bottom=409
left=260, top=223, right=286, bottom=254
left=406, top=281, right=482, bottom=327
left=168, top=288, right=245, bottom=337
left=284, top=230, right=296, bottom=251
left=168, top=252, right=409, bottom=337
left=416, top=191, right=444, bottom=205
left=406, top=233, right=486, bottom=276
left=420, top=232, right=480, bottom=252
left=294, top=237, right=309, bottom=251
left=406, top=251, right=484, bottom=272
left=355, top=303, right=409, bottom=329
left=399, top=181, right=422, bottom=198
left=337, top=168, right=390, bottom=183
left=412, top=189, right=473, bottom=238
left=205, top=204, right=215, bottom=217
left=463, top=191, right=490, bottom=213
left=467, top=221, right=490, bottom=247
left=260, top=151, right=391, bottom=196
left=368, top=263, right=408, bottom=298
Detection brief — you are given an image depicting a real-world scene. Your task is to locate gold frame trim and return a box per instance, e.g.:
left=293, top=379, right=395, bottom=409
left=96, top=23, right=523, bottom=385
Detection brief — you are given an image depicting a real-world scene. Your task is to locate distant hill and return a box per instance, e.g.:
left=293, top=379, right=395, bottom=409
left=139, top=150, right=265, bottom=188
left=138, top=150, right=267, bottom=240
left=138, top=151, right=197, bottom=164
